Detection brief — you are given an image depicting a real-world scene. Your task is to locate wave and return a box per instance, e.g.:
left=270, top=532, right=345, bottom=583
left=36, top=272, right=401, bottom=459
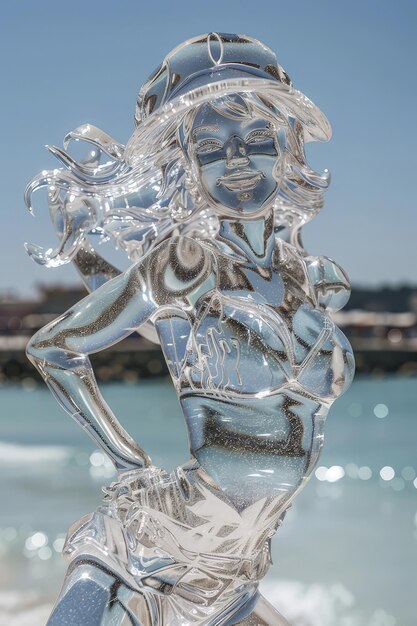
left=0, top=441, right=71, bottom=466
left=261, top=579, right=357, bottom=626
left=261, top=579, right=397, bottom=626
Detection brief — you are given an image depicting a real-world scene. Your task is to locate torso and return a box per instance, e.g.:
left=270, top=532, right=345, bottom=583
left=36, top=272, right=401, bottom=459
left=150, top=236, right=353, bottom=510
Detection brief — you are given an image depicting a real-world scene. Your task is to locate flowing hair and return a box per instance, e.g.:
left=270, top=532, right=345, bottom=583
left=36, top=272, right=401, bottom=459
left=25, top=90, right=329, bottom=269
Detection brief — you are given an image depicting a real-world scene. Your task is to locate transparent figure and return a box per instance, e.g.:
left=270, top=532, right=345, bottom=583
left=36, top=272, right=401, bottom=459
left=25, top=33, right=354, bottom=626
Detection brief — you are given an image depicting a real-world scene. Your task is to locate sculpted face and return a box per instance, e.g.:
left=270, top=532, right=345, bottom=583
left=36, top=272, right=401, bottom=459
left=188, top=97, right=281, bottom=218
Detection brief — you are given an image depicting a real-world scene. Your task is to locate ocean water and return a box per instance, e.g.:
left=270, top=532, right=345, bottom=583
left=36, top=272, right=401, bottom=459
left=0, top=376, right=416, bottom=626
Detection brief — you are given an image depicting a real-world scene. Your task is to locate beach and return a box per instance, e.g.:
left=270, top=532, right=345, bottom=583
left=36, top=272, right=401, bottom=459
left=0, top=376, right=415, bottom=625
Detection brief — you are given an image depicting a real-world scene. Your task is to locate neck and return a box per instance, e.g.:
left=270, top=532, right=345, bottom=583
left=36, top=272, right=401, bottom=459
left=217, top=211, right=275, bottom=267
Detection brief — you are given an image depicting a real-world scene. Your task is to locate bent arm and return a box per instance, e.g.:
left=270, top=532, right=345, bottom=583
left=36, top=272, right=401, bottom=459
left=27, top=258, right=158, bottom=472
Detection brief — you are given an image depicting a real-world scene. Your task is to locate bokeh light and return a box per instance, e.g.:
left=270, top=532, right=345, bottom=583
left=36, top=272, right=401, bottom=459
left=358, top=466, right=372, bottom=480
left=25, top=532, right=47, bottom=550
left=373, top=403, right=389, bottom=418
left=380, top=466, right=395, bottom=481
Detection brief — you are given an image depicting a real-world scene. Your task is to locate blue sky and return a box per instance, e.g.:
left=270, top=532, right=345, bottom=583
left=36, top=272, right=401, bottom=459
left=1, top=0, right=416, bottom=295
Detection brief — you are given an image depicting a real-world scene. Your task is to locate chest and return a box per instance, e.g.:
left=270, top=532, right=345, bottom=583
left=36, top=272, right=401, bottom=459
left=212, top=246, right=311, bottom=313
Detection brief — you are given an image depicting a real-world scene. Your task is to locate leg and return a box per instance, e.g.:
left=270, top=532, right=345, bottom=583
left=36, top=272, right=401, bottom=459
left=47, top=561, right=152, bottom=626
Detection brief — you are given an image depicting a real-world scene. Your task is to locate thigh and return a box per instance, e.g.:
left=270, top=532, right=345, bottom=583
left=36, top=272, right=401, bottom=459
left=47, top=561, right=154, bottom=626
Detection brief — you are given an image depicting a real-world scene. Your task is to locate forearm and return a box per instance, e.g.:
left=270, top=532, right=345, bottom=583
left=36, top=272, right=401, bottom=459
left=27, top=344, right=151, bottom=471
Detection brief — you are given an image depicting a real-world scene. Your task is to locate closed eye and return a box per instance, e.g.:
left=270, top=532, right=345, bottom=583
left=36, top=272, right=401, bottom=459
left=245, top=129, right=274, bottom=144
left=195, top=138, right=224, bottom=154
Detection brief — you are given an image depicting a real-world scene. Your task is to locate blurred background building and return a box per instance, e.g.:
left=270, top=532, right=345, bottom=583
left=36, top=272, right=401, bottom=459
left=2, top=283, right=417, bottom=383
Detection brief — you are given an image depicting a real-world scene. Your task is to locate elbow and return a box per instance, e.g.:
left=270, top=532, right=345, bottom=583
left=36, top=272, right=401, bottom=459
left=26, top=331, right=87, bottom=372
left=26, top=329, right=57, bottom=372
left=26, top=330, right=45, bottom=366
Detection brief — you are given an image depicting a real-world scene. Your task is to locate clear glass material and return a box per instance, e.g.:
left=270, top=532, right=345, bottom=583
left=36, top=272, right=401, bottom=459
left=25, top=33, right=354, bottom=626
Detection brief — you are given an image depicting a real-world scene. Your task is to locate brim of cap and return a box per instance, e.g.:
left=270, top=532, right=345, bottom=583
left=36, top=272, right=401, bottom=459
left=125, top=77, right=331, bottom=167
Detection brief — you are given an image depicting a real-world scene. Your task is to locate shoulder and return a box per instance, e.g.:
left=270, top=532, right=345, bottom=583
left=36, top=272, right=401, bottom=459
left=149, top=236, right=213, bottom=282
left=304, top=255, right=351, bottom=311
left=147, top=236, right=215, bottom=302
left=274, top=241, right=351, bottom=311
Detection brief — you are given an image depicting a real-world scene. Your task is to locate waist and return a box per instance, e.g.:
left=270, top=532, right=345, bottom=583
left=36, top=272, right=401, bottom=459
left=106, top=464, right=275, bottom=555
left=103, top=464, right=273, bottom=600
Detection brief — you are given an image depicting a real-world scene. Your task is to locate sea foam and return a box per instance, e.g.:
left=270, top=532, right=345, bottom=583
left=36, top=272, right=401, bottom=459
left=261, top=580, right=397, bottom=626
left=0, top=441, right=71, bottom=466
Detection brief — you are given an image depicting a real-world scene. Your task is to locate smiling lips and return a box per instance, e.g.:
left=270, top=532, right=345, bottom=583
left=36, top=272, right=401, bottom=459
left=216, top=170, right=265, bottom=192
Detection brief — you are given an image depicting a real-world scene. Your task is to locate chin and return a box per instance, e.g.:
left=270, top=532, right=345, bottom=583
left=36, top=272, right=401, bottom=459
left=211, top=201, right=272, bottom=220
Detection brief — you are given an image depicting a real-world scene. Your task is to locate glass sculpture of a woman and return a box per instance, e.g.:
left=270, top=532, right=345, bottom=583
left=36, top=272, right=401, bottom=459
left=25, top=33, right=354, bottom=626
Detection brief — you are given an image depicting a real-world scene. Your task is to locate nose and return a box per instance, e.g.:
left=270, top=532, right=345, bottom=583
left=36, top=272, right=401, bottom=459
left=225, top=135, right=250, bottom=169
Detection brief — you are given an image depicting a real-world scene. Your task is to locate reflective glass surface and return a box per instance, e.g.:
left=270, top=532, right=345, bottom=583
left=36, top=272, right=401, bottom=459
left=25, top=32, right=354, bottom=626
